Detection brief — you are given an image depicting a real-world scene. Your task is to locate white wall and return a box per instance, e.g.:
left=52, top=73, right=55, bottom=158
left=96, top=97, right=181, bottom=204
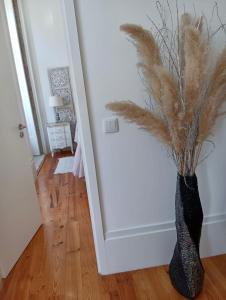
left=20, top=0, right=70, bottom=149
left=75, top=0, right=226, bottom=273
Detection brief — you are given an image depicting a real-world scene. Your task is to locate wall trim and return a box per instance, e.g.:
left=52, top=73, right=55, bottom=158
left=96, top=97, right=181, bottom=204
left=61, top=0, right=108, bottom=274
left=104, top=213, right=226, bottom=274
left=105, top=213, right=226, bottom=240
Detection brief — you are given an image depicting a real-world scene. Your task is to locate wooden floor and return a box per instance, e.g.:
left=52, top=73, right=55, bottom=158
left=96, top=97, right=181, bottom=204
left=1, top=154, right=226, bottom=299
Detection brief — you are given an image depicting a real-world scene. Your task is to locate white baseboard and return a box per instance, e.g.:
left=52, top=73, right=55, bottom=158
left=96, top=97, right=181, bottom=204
left=103, top=213, right=226, bottom=274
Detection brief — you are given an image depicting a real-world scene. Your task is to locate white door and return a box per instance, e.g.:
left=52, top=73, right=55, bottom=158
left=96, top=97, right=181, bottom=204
left=0, top=4, right=42, bottom=278
left=4, top=0, right=40, bottom=156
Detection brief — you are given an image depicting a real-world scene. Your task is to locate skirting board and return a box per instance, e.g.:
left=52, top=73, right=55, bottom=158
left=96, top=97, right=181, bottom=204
left=103, top=213, right=226, bottom=275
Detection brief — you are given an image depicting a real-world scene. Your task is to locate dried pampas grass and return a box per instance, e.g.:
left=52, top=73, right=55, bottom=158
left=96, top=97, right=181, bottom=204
left=106, top=101, right=171, bottom=145
left=198, top=48, right=226, bottom=143
left=120, top=24, right=161, bottom=66
left=106, top=3, right=226, bottom=176
left=183, top=25, right=209, bottom=123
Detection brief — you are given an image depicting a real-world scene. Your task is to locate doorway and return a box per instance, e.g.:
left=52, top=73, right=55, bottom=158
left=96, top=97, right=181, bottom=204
left=2, top=0, right=106, bottom=278
left=4, top=0, right=46, bottom=174
left=5, top=0, right=80, bottom=174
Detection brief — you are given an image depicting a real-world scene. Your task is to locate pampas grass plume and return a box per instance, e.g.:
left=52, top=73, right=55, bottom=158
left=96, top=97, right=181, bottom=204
left=107, top=9, right=226, bottom=176
left=106, top=101, right=171, bottom=145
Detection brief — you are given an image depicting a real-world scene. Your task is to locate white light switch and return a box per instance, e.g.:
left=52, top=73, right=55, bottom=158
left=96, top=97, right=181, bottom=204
left=103, top=117, right=119, bottom=133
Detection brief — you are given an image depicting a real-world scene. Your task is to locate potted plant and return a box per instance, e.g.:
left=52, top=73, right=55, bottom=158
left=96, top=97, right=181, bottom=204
left=106, top=4, right=226, bottom=298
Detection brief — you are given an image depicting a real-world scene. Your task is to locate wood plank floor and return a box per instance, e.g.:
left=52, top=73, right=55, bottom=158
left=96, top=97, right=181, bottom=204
left=1, top=153, right=226, bottom=299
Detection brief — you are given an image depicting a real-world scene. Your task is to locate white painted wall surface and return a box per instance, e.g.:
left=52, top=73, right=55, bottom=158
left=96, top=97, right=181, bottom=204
left=20, top=0, right=70, bottom=148
left=75, top=0, right=226, bottom=273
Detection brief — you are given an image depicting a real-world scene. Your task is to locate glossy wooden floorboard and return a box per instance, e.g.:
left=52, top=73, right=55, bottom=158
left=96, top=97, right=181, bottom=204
left=1, top=153, right=226, bottom=299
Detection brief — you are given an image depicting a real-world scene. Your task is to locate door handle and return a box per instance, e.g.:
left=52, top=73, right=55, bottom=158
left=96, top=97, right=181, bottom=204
left=18, top=123, right=26, bottom=130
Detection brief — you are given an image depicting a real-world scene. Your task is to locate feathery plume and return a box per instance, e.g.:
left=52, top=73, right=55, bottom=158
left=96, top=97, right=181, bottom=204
left=106, top=101, right=171, bottom=146
left=198, top=47, right=226, bottom=142
left=107, top=4, right=226, bottom=176
left=184, top=25, right=209, bottom=123
left=120, top=24, right=161, bottom=66
left=137, top=63, right=162, bottom=103
left=153, top=66, right=185, bottom=152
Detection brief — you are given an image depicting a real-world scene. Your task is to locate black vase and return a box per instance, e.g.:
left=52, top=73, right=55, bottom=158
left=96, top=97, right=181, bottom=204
left=169, top=173, right=204, bottom=299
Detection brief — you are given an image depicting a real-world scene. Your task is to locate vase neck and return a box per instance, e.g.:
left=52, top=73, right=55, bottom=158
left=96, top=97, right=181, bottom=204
left=177, top=173, right=198, bottom=190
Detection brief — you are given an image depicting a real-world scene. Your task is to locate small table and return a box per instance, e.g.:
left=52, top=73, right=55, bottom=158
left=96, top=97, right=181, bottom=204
left=47, top=122, right=74, bottom=157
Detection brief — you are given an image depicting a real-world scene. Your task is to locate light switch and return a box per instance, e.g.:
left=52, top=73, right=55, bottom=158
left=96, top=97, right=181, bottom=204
left=103, top=117, right=119, bottom=133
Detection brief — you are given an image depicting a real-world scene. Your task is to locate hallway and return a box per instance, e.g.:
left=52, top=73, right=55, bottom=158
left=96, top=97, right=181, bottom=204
left=0, top=153, right=102, bottom=299
left=1, top=154, right=226, bottom=299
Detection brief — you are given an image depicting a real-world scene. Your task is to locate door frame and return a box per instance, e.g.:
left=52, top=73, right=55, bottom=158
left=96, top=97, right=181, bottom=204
left=61, top=0, right=108, bottom=274
left=1, top=0, right=108, bottom=275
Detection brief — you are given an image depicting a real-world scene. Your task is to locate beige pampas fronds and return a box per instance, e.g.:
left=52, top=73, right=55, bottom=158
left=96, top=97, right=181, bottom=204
left=137, top=63, right=162, bottom=103
left=183, top=25, right=209, bottom=123
left=120, top=24, right=161, bottom=66
left=154, top=65, right=180, bottom=119
left=180, top=13, right=193, bottom=28
left=106, top=3, right=226, bottom=176
left=207, top=47, right=226, bottom=107
left=153, top=66, right=185, bottom=153
left=198, top=47, right=226, bottom=143
left=106, top=101, right=171, bottom=146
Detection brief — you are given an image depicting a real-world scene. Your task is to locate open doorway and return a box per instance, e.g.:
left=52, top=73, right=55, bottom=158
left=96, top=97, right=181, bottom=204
left=4, top=0, right=78, bottom=176
left=0, top=0, right=106, bottom=291
left=4, top=0, right=46, bottom=174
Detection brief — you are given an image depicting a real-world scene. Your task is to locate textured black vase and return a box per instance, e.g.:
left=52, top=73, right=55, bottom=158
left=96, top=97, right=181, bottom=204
left=169, top=173, right=204, bottom=299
